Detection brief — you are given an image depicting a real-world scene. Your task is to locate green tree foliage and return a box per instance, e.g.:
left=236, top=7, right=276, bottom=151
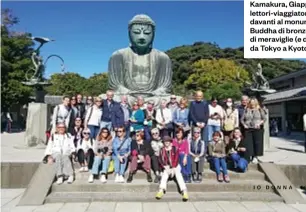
left=184, top=59, right=249, bottom=100
left=83, top=73, right=108, bottom=96
left=167, top=42, right=306, bottom=95
left=46, top=72, right=86, bottom=96
left=1, top=9, right=34, bottom=111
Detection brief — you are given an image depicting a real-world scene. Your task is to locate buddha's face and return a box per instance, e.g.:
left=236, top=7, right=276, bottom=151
left=129, top=24, right=154, bottom=51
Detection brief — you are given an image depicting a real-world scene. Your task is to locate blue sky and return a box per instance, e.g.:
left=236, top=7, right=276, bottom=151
left=3, top=1, right=304, bottom=78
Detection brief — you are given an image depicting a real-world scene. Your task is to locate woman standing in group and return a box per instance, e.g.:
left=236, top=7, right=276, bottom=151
left=173, top=98, right=190, bottom=133
left=84, top=97, right=103, bottom=139
left=129, top=102, right=145, bottom=136
left=207, top=97, right=224, bottom=142
left=222, top=98, right=239, bottom=144
left=88, top=127, right=112, bottom=183
left=241, top=98, right=266, bottom=164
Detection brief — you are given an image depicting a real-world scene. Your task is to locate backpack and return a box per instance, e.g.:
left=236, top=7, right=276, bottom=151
left=223, top=109, right=235, bottom=132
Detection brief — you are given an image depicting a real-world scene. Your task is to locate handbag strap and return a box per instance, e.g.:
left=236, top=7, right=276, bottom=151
left=117, top=137, right=128, bottom=151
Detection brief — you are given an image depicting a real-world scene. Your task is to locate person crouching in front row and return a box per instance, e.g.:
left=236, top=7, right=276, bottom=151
left=88, top=128, right=113, bottom=183
left=127, top=130, right=153, bottom=183
left=112, top=126, right=132, bottom=183
left=76, top=128, right=95, bottom=172
left=156, top=136, right=189, bottom=201
left=208, top=131, right=230, bottom=183
left=227, top=128, right=248, bottom=173
left=44, top=123, right=76, bottom=185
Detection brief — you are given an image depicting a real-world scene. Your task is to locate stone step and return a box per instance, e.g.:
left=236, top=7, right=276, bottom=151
left=73, top=162, right=259, bottom=171
left=45, top=191, right=283, bottom=203
left=51, top=179, right=275, bottom=193
left=75, top=169, right=266, bottom=181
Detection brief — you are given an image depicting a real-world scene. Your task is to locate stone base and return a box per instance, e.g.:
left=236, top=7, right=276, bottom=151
left=23, top=103, right=49, bottom=147
left=100, top=93, right=182, bottom=108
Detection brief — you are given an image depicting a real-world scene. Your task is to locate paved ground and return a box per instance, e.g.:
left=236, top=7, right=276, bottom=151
left=1, top=189, right=306, bottom=212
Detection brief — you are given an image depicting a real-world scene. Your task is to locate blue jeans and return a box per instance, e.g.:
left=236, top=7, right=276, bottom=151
left=179, top=154, right=192, bottom=176
left=91, top=156, right=111, bottom=175
left=100, top=121, right=112, bottom=131
left=213, top=157, right=228, bottom=175
left=87, top=125, right=100, bottom=139
left=207, top=125, right=221, bottom=142
left=144, top=126, right=152, bottom=142
left=231, top=153, right=248, bottom=173
left=113, top=155, right=128, bottom=176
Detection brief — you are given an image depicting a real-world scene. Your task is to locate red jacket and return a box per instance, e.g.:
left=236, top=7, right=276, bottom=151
left=159, top=146, right=179, bottom=168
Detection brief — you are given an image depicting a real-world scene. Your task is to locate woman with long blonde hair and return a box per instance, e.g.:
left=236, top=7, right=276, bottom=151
left=240, top=98, right=266, bottom=164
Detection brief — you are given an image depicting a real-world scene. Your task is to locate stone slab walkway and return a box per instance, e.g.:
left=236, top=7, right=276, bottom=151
left=1, top=189, right=306, bottom=212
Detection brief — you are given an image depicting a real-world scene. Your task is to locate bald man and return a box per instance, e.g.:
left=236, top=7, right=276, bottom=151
left=189, top=91, right=209, bottom=142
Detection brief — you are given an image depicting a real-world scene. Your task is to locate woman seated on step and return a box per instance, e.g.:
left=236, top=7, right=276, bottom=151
left=189, top=127, right=205, bottom=183
left=150, top=128, right=163, bottom=183
left=155, top=135, right=189, bottom=201
left=44, top=122, right=76, bottom=185
left=208, top=131, right=230, bottom=183
left=127, top=130, right=153, bottom=183
left=76, top=128, right=95, bottom=172
left=173, top=127, right=192, bottom=183
left=112, top=126, right=132, bottom=183
left=88, top=127, right=113, bottom=183
left=227, top=128, right=248, bottom=173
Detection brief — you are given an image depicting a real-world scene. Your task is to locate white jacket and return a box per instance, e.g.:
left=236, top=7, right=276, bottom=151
left=45, top=133, right=75, bottom=156
left=76, top=138, right=95, bottom=153
left=156, top=108, right=173, bottom=129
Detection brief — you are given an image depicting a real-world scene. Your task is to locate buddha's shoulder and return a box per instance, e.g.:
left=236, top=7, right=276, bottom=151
left=151, top=49, right=171, bottom=60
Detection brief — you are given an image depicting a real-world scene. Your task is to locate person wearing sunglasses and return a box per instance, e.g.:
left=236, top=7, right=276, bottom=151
left=76, top=128, right=95, bottom=172
left=150, top=128, right=163, bottom=183
left=112, top=126, right=132, bottom=183
left=127, top=130, right=153, bottom=183
left=88, top=128, right=113, bottom=183
left=85, top=96, right=94, bottom=111
left=189, top=127, right=205, bottom=182
left=70, top=118, right=83, bottom=148
left=44, top=123, right=75, bottom=185
left=129, top=101, right=145, bottom=135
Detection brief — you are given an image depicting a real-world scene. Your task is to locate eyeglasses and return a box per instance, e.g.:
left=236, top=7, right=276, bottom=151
left=117, top=130, right=124, bottom=133
left=83, top=132, right=90, bottom=135
left=171, top=98, right=176, bottom=100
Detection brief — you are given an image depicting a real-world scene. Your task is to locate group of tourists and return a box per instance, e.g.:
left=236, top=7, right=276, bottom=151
left=44, top=90, right=267, bottom=201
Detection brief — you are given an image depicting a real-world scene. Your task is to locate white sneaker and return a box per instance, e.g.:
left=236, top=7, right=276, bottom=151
left=56, top=177, right=63, bottom=185
left=79, top=167, right=85, bottom=172
left=115, top=174, right=120, bottom=183
left=88, top=174, right=94, bottom=183
left=252, top=157, right=258, bottom=164
left=67, top=176, right=74, bottom=184
left=100, top=174, right=107, bottom=183
left=84, top=167, right=89, bottom=172
left=119, top=175, right=125, bottom=183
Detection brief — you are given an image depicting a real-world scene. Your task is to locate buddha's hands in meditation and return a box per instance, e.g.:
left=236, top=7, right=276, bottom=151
left=116, top=86, right=131, bottom=95
left=152, top=88, right=167, bottom=96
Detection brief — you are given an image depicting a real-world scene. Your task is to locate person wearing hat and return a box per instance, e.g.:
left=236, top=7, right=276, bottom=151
left=150, top=128, right=163, bottom=183
left=129, top=101, right=145, bottom=135
left=189, top=127, right=205, bottom=182
left=156, top=135, right=189, bottom=201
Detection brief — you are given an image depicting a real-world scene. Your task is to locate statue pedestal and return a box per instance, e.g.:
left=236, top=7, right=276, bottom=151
left=16, top=103, right=50, bottom=148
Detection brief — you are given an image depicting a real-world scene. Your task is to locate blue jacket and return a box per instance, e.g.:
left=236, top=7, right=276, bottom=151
left=101, top=100, right=124, bottom=128
left=173, top=108, right=189, bottom=126
left=130, top=109, right=145, bottom=131
left=112, top=137, right=131, bottom=156
left=189, top=100, right=209, bottom=126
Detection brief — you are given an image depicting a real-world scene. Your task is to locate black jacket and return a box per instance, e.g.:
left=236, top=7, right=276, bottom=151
left=76, top=102, right=86, bottom=120
left=227, top=138, right=246, bottom=159
left=131, top=139, right=153, bottom=156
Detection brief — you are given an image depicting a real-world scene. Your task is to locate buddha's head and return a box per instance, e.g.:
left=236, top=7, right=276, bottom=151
left=128, top=14, right=155, bottom=54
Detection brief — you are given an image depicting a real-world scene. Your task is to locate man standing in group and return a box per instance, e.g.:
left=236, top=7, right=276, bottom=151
left=120, top=95, right=131, bottom=137
left=189, top=91, right=208, bottom=141
left=101, top=90, right=124, bottom=131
